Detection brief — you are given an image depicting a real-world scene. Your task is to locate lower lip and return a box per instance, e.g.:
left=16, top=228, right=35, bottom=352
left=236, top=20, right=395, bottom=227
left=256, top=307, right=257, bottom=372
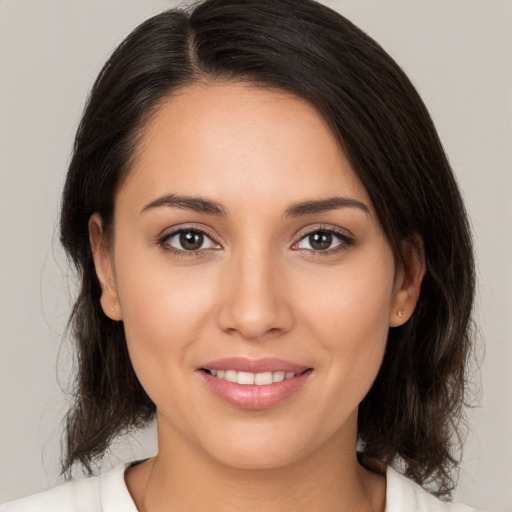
left=200, top=370, right=312, bottom=410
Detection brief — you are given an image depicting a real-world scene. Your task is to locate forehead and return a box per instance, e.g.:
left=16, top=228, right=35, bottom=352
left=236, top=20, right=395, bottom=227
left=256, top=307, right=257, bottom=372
left=120, top=81, right=372, bottom=215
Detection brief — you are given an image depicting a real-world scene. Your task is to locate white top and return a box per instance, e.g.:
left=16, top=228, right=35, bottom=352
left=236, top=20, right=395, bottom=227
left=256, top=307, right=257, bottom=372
left=1, top=464, right=487, bottom=512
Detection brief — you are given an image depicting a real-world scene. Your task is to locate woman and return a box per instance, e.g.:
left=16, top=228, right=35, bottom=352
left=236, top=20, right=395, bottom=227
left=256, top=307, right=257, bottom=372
left=2, top=0, right=485, bottom=510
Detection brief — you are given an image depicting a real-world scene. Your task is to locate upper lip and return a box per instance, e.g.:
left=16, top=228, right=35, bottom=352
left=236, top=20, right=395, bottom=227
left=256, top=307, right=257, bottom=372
left=200, top=357, right=311, bottom=374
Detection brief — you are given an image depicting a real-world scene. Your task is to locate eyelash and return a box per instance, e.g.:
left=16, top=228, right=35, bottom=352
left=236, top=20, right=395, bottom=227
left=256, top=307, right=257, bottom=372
left=157, top=226, right=219, bottom=258
left=292, top=226, right=355, bottom=256
left=157, top=226, right=354, bottom=257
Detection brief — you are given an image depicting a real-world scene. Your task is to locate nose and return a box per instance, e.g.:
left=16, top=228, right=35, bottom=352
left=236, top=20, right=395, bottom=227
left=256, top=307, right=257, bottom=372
left=216, top=250, right=294, bottom=341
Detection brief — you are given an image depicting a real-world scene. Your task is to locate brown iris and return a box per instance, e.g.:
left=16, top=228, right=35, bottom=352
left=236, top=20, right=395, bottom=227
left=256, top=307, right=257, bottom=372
left=309, top=231, right=333, bottom=250
left=180, top=231, right=204, bottom=250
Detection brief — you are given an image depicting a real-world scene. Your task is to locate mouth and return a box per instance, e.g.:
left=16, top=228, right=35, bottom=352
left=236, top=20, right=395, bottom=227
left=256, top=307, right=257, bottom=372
left=198, top=358, right=313, bottom=410
left=201, top=368, right=307, bottom=385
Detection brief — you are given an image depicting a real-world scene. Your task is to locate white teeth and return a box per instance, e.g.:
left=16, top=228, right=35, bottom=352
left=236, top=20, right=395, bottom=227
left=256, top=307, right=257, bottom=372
left=237, top=371, right=255, bottom=385
left=272, top=371, right=285, bottom=383
left=254, top=372, right=273, bottom=385
left=207, top=369, right=297, bottom=385
left=225, top=370, right=237, bottom=383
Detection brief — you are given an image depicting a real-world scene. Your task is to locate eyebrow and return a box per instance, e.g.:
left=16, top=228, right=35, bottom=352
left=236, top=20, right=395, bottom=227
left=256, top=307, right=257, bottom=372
left=285, top=197, right=370, bottom=217
left=140, top=194, right=227, bottom=216
left=140, top=194, right=369, bottom=218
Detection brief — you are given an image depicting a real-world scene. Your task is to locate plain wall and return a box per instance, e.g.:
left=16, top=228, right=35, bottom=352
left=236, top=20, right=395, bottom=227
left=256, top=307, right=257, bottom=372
left=0, top=0, right=511, bottom=510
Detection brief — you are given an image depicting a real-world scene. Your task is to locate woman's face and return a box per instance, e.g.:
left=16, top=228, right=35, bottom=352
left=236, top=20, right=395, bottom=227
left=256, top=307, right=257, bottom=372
left=91, top=82, right=418, bottom=469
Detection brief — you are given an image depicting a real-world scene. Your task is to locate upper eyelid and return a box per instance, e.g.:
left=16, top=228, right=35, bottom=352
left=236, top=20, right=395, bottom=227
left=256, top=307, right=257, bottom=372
left=159, top=224, right=221, bottom=244
left=157, top=224, right=352, bottom=250
left=295, top=225, right=353, bottom=241
left=158, top=227, right=222, bottom=255
left=292, top=226, right=355, bottom=253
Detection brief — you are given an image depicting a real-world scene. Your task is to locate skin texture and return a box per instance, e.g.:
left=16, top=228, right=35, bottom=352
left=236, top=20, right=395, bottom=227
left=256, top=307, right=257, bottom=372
left=90, top=82, right=424, bottom=511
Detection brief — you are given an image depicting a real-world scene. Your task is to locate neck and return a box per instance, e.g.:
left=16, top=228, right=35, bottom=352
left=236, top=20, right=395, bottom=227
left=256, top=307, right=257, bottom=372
left=127, top=417, right=386, bottom=512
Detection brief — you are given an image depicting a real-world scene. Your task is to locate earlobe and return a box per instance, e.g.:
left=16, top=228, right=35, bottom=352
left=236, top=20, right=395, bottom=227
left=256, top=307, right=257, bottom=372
left=389, top=235, right=425, bottom=327
left=89, top=213, right=122, bottom=321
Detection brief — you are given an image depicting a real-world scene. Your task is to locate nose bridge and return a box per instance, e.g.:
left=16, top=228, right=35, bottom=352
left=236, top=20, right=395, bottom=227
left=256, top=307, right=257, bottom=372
left=217, top=239, right=291, bottom=339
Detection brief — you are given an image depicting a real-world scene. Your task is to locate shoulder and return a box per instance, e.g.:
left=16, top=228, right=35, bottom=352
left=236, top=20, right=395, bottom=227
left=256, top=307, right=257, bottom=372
left=385, top=466, right=488, bottom=512
left=1, top=464, right=137, bottom=512
left=0, top=476, right=101, bottom=512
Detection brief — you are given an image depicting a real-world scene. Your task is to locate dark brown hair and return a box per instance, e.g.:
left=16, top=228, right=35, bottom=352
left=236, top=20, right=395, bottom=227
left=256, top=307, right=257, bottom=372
left=60, top=0, right=475, bottom=498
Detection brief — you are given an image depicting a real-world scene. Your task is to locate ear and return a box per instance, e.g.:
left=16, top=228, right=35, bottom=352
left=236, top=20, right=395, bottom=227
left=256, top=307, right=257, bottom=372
left=389, top=234, right=426, bottom=327
left=89, top=213, right=122, bottom=321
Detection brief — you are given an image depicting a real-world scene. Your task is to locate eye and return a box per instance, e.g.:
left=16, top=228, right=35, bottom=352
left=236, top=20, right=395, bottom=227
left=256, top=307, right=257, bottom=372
left=161, top=229, right=219, bottom=252
left=294, top=229, right=351, bottom=252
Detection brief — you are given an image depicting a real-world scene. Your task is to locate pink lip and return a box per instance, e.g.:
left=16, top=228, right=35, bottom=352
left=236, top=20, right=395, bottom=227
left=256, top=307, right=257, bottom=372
left=198, top=357, right=313, bottom=410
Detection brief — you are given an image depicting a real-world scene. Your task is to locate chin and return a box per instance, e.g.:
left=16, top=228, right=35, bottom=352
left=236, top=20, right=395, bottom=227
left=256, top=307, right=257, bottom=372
left=211, top=445, right=304, bottom=471
left=198, top=426, right=317, bottom=471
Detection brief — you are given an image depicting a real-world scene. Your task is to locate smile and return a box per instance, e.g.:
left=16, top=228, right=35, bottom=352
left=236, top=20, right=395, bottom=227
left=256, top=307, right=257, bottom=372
left=199, top=358, right=313, bottom=410
left=204, top=369, right=297, bottom=385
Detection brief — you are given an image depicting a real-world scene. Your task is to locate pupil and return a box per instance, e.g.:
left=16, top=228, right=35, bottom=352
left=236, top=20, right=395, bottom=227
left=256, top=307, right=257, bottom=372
left=310, top=231, right=332, bottom=250
left=180, top=231, right=203, bottom=250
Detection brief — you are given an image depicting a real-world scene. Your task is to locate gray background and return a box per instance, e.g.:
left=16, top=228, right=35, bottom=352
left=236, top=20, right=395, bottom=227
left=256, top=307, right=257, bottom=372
left=1, top=0, right=511, bottom=510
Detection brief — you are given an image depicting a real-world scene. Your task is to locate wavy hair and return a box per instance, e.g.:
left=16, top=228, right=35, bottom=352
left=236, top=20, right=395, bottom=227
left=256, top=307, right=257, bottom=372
left=60, top=0, right=475, bottom=498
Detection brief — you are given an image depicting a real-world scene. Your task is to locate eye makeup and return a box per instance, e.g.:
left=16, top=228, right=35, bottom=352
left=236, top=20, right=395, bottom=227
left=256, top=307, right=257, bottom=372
left=155, top=222, right=356, bottom=260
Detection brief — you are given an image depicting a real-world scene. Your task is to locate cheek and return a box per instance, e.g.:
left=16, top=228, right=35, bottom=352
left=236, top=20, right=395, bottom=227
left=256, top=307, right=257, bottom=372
left=297, top=253, right=395, bottom=393
left=113, top=251, right=219, bottom=385
left=302, top=254, right=394, bottom=333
